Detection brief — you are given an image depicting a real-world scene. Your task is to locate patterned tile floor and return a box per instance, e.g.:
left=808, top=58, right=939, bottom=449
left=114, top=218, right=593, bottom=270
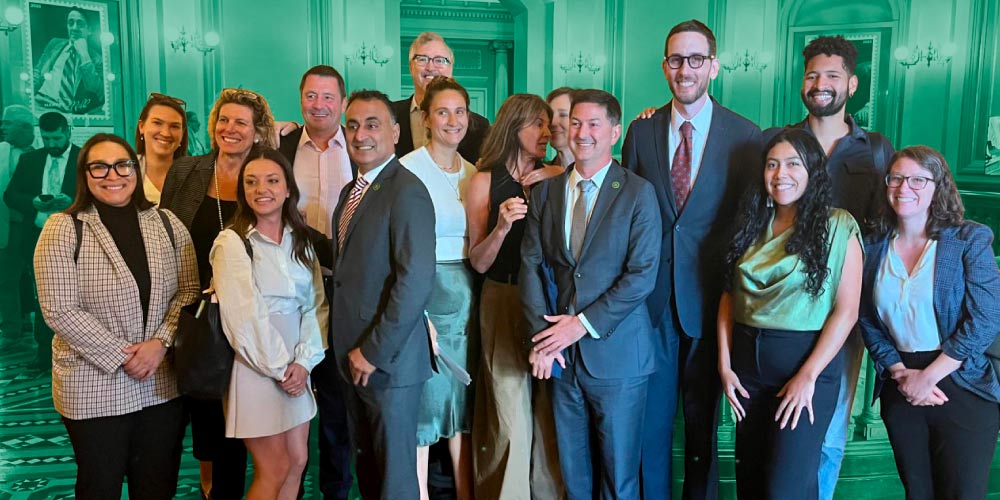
left=0, top=332, right=357, bottom=499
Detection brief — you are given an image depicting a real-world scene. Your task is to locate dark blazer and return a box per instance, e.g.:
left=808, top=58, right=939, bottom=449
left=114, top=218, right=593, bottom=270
left=390, top=96, right=490, bottom=164
left=159, top=154, right=215, bottom=230
left=5, top=145, right=80, bottom=252
left=858, top=222, right=1000, bottom=403
left=621, top=99, right=761, bottom=339
left=329, top=157, right=436, bottom=387
left=520, top=161, right=661, bottom=379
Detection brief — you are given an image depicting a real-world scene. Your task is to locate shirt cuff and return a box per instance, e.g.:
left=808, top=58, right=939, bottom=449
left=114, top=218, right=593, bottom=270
left=578, top=313, right=600, bottom=339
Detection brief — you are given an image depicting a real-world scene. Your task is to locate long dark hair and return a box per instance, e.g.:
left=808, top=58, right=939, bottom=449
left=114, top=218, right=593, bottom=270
left=870, top=145, right=964, bottom=239
left=724, top=128, right=833, bottom=297
left=477, top=94, right=551, bottom=172
left=65, top=134, right=154, bottom=215
left=228, top=147, right=314, bottom=268
left=134, top=93, right=189, bottom=159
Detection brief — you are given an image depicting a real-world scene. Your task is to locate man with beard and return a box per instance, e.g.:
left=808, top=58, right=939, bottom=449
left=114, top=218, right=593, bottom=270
left=622, top=20, right=762, bottom=500
left=763, top=35, right=894, bottom=500
left=4, top=112, right=78, bottom=371
left=392, top=32, right=489, bottom=164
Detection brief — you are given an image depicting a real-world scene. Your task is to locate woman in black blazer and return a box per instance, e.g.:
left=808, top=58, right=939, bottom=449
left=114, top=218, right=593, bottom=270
left=858, top=145, right=1000, bottom=500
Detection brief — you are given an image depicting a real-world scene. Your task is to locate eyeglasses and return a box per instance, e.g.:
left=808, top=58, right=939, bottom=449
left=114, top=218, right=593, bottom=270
left=147, top=92, right=186, bottom=109
left=885, top=174, right=934, bottom=190
left=221, top=88, right=261, bottom=101
left=86, top=160, right=137, bottom=179
left=412, top=54, right=452, bottom=67
left=664, top=54, right=715, bottom=69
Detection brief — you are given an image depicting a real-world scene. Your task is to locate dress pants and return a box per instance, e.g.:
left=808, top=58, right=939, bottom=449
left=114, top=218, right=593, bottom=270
left=639, top=323, right=679, bottom=499
left=553, top=345, right=648, bottom=500
left=732, top=324, right=842, bottom=500
left=312, top=352, right=354, bottom=500
left=341, top=379, right=424, bottom=500
left=881, top=350, right=1000, bottom=500
left=62, top=398, right=185, bottom=500
left=817, top=328, right=865, bottom=500
left=187, top=397, right=248, bottom=500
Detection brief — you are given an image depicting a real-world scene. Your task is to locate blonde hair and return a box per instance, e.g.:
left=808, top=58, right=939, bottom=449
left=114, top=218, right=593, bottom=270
left=207, top=88, right=276, bottom=151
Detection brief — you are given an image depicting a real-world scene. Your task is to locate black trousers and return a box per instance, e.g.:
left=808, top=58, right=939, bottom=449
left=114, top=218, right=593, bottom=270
left=187, top=397, right=248, bottom=500
left=62, top=398, right=185, bottom=500
left=881, top=350, right=1000, bottom=500
left=678, top=334, right=721, bottom=500
left=312, top=354, right=354, bottom=500
left=731, top=324, right=843, bottom=500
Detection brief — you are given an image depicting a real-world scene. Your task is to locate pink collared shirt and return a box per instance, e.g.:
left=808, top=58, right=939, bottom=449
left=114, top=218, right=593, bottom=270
left=293, top=126, right=352, bottom=238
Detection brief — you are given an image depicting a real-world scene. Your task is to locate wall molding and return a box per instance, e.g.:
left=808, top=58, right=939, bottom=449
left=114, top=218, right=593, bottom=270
left=400, top=5, right=512, bottom=22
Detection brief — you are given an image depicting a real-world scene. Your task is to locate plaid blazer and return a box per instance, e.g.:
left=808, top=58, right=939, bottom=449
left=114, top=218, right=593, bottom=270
left=33, top=205, right=199, bottom=419
left=159, top=153, right=215, bottom=230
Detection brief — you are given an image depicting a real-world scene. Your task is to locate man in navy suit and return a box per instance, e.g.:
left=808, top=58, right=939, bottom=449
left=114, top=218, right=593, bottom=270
left=521, top=89, right=661, bottom=499
left=622, top=20, right=762, bottom=500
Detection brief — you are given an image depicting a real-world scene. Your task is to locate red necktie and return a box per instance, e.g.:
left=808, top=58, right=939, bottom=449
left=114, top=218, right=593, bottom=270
left=671, top=121, right=693, bottom=210
left=337, top=176, right=369, bottom=251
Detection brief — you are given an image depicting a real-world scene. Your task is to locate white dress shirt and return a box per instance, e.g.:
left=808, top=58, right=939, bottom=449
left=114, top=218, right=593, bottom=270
left=36, top=149, right=70, bottom=228
left=563, top=161, right=612, bottom=339
left=400, top=146, right=475, bottom=261
left=294, top=127, right=352, bottom=238
left=875, top=237, right=941, bottom=353
left=668, top=97, right=713, bottom=188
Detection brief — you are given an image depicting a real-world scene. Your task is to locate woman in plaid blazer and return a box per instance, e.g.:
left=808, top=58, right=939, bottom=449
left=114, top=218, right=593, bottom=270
left=33, top=134, right=199, bottom=499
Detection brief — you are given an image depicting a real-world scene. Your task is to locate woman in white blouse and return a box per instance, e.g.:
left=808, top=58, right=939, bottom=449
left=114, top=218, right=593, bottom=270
left=400, top=76, right=478, bottom=500
left=210, top=147, right=326, bottom=500
left=134, top=93, right=188, bottom=204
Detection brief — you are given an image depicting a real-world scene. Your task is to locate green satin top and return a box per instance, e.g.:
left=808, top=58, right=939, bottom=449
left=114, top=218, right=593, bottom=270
left=732, top=208, right=861, bottom=331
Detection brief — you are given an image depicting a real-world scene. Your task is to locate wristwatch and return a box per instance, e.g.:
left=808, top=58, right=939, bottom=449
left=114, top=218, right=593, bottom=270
left=155, top=337, right=172, bottom=349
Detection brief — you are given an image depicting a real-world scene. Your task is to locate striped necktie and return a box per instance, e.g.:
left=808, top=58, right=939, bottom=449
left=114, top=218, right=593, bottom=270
left=59, top=45, right=80, bottom=104
left=337, top=176, right=369, bottom=251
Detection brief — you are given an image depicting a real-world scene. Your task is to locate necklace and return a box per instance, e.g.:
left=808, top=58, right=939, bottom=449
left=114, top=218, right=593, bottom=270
left=213, top=161, right=224, bottom=230
left=427, top=146, right=463, bottom=201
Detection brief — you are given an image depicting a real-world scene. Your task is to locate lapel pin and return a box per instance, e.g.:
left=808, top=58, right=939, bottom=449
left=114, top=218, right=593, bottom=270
left=612, top=181, right=621, bottom=189
left=372, top=183, right=381, bottom=191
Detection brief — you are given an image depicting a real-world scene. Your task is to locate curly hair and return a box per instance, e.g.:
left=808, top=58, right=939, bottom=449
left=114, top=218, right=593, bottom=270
left=803, top=36, right=858, bottom=75
left=207, top=87, right=276, bottom=151
left=476, top=94, right=552, bottom=172
left=724, top=128, right=834, bottom=298
left=871, top=145, right=965, bottom=239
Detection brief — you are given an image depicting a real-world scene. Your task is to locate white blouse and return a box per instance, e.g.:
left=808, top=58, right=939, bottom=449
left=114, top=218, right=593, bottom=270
left=210, top=227, right=327, bottom=381
left=138, top=156, right=161, bottom=205
left=400, top=146, right=475, bottom=261
left=874, top=237, right=941, bottom=353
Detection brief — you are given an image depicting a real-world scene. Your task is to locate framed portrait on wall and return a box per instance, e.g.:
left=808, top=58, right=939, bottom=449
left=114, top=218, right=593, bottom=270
left=20, top=0, right=123, bottom=127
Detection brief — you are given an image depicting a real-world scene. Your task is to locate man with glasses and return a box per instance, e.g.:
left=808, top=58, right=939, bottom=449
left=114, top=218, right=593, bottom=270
left=391, top=32, right=489, bottom=163
left=622, top=19, right=762, bottom=500
left=4, top=111, right=79, bottom=372
left=762, top=35, right=894, bottom=500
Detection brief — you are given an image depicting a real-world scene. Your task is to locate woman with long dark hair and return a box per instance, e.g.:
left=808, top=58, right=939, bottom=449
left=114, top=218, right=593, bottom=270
left=717, top=128, right=863, bottom=499
left=210, top=147, right=325, bottom=500
left=859, top=146, right=1000, bottom=500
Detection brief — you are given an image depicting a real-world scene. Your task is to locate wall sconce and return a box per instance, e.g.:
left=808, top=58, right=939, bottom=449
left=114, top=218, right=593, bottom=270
left=167, top=26, right=220, bottom=54
left=560, top=51, right=604, bottom=74
left=345, top=42, right=392, bottom=66
left=0, top=6, right=25, bottom=36
left=719, top=50, right=771, bottom=72
left=894, top=42, right=955, bottom=68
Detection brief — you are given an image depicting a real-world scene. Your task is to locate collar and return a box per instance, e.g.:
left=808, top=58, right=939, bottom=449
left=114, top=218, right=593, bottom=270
left=671, top=97, right=713, bottom=136
left=300, top=126, right=345, bottom=150
left=247, top=223, right=293, bottom=244
left=360, top=155, right=395, bottom=184
left=569, top=160, right=612, bottom=189
left=410, top=95, right=420, bottom=113
left=798, top=114, right=868, bottom=142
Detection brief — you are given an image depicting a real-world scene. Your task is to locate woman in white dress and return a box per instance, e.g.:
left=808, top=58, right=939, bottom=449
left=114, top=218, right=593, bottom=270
left=134, top=93, right=188, bottom=204
left=210, top=147, right=326, bottom=500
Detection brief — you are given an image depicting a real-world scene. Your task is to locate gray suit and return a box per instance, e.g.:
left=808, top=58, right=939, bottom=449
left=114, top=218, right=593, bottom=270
left=330, top=156, right=436, bottom=500
left=520, top=161, right=661, bottom=499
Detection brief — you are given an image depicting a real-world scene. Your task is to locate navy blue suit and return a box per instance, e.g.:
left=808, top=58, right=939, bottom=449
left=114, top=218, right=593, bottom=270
left=622, top=99, right=761, bottom=499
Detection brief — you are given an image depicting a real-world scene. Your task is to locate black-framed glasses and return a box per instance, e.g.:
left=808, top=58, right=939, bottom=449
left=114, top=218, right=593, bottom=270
left=664, top=54, right=715, bottom=69
left=148, top=92, right=186, bottom=109
left=412, top=54, right=451, bottom=67
left=86, top=160, right=137, bottom=179
left=221, top=87, right=261, bottom=101
left=885, top=174, right=934, bottom=190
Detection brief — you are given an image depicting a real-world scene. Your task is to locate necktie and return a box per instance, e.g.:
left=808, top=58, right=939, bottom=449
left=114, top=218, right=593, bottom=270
left=46, top=155, right=61, bottom=195
left=337, top=176, right=369, bottom=251
left=671, top=121, right=693, bottom=210
left=570, top=179, right=597, bottom=261
left=60, top=46, right=80, bottom=104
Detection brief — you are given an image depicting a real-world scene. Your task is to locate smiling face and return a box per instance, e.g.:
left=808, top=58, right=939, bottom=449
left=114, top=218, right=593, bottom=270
left=139, top=104, right=184, bottom=158
left=887, top=157, right=936, bottom=223
left=345, top=98, right=400, bottom=174
left=214, top=103, right=257, bottom=156
left=801, top=54, right=857, bottom=118
left=662, top=31, right=719, bottom=107
left=424, top=88, right=468, bottom=149
left=569, top=102, right=620, bottom=168
left=548, top=93, right=572, bottom=152
left=409, top=40, right=454, bottom=97
left=243, top=158, right=289, bottom=220
left=517, top=111, right=551, bottom=162
left=764, top=141, right=809, bottom=208
left=300, top=74, right=344, bottom=136
left=86, top=141, right=137, bottom=207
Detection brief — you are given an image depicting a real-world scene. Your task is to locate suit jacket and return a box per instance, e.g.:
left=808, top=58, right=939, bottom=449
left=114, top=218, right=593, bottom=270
left=858, top=222, right=1000, bottom=403
left=33, top=38, right=105, bottom=114
left=329, top=157, right=436, bottom=387
left=159, top=153, right=215, bottom=230
left=33, top=206, right=199, bottom=419
left=4, top=146, right=80, bottom=253
left=391, top=96, right=490, bottom=164
left=520, top=161, right=662, bottom=379
left=622, top=98, right=761, bottom=340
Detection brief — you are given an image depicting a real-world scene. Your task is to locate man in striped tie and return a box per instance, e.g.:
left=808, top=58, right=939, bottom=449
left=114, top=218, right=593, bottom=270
left=327, top=89, right=436, bottom=500
left=33, top=8, right=105, bottom=115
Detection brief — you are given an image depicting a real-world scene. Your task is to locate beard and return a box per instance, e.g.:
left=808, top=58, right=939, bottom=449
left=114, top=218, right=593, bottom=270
left=802, top=88, right=848, bottom=118
left=670, top=76, right=710, bottom=106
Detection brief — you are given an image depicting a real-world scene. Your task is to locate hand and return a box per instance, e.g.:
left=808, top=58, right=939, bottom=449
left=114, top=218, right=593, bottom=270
left=635, top=106, right=658, bottom=120
left=529, top=349, right=566, bottom=379
left=774, top=371, right=816, bottom=430
left=428, top=319, right=440, bottom=356
left=348, top=348, right=377, bottom=386
left=531, top=314, right=587, bottom=357
left=32, top=195, right=53, bottom=211
left=521, top=165, right=564, bottom=188
left=51, top=193, right=73, bottom=211
left=720, top=368, right=750, bottom=422
left=72, top=38, right=91, bottom=62
left=280, top=363, right=309, bottom=397
left=893, top=368, right=949, bottom=406
left=274, top=121, right=301, bottom=143
left=496, top=197, right=528, bottom=232
left=121, top=339, right=168, bottom=381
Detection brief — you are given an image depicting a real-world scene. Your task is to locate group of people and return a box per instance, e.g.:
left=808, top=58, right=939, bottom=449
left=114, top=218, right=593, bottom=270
left=2, top=17, right=997, bottom=500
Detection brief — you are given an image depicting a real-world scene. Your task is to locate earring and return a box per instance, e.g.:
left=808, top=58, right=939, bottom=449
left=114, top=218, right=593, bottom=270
left=140, top=136, right=145, bottom=141
left=254, top=138, right=260, bottom=144
left=766, top=196, right=774, bottom=208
